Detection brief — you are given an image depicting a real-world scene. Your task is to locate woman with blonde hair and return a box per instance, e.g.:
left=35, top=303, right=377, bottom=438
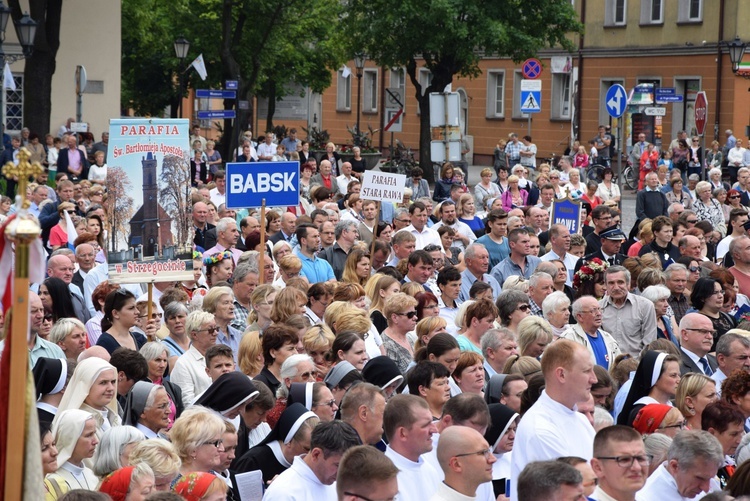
left=128, top=438, right=182, bottom=492
left=270, top=286, right=307, bottom=324
left=475, top=167, right=502, bottom=211
left=457, top=193, right=484, bottom=238
left=303, top=324, right=335, bottom=377
left=382, top=293, right=419, bottom=373
left=169, top=406, right=227, bottom=485
left=342, top=248, right=371, bottom=287
left=503, top=355, right=542, bottom=381
left=366, top=274, right=401, bottom=332
left=238, top=330, right=264, bottom=377
left=413, top=316, right=448, bottom=352
left=628, top=219, right=653, bottom=257
left=247, top=284, right=277, bottom=334
left=517, top=316, right=554, bottom=359
left=675, top=372, right=717, bottom=430
left=502, top=175, right=528, bottom=211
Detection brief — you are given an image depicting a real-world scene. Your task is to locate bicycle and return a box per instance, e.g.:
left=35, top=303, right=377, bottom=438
left=586, top=157, right=637, bottom=191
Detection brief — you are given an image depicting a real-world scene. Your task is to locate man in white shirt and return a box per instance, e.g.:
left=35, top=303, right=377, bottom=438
left=636, top=430, right=723, bottom=500
left=263, top=420, right=363, bottom=501
left=716, top=208, right=748, bottom=263
left=431, top=426, right=496, bottom=501
left=209, top=171, right=227, bottom=208
left=336, top=161, right=355, bottom=196
left=541, top=224, right=578, bottom=286
left=510, top=339, right=597, bottom=499
left=433, top=200, right=475, bottom=251
left=257, top=132, right=277, bottom=161
left=711, top=332, right=750, bottom=396
left=401, top=201, right=443, bottom=251
left=590, top=425, right=649, bottom=501
left=190, top=125, right=207, bottom=151
left=384, top=394, right=441, bottom=501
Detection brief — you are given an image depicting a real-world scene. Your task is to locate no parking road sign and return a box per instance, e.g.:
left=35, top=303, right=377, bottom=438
left=522, top=58, right=542, bottom=80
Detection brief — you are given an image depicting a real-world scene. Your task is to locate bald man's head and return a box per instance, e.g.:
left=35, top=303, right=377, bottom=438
left=436, top=425, right=488, bottom=471
left=47, top=255, right=75, bottom=284
left=77, top=345, right=111, bottom=362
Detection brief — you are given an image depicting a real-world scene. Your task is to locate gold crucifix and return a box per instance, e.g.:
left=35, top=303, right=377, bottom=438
left=2, top=147, right=44, bottom=210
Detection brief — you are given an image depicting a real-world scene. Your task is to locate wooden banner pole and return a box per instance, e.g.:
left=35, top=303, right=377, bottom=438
left=370, top=201, right=380, bottom=259
left=259, top=199, right=266, bottom=284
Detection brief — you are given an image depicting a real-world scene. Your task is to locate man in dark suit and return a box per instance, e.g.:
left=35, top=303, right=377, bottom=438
left=677, top=312, right=718, bottom=376
left=269, top=212, right=297, bottom=245
left=57, top=134, right=90, bottom=181
left=192, top=201, right=216, bottom=251
left=574, top=226, right=627, bottom=273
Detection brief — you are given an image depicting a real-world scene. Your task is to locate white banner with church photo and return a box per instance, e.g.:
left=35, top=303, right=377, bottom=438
left=106, top=118, right=194, bottom=284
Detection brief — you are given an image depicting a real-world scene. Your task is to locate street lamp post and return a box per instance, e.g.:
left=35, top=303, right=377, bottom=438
left=174, top=36, right=190, bottom=119
left=0, top=3, right=37, bottom=152
left=725, top=37, right=750, bottom=139
left=354, top=53, right=366, bottom=146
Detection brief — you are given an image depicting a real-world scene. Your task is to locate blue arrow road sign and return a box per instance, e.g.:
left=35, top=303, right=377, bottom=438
left=226, top=161, right=300, bottom=209
left=605, top=84, right=627, bottom=118
left=196, top=89, right=237, bottom=99
left=197, top=110, right=236, bottom=120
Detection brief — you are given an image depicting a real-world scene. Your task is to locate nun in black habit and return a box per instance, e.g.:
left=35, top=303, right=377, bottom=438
left=617, top=350, right=681, bottom=427
left=194, top=372, right=260, bottom=419
left=484, top=403, right=519, bottom=498
left=362, top=356, right=404, bottom=399
left=232, top=403, right=319, bottom=484
left=33, top=357, right=71, bottom=423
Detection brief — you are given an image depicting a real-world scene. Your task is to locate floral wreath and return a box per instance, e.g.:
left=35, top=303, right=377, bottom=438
left=202, top=250, right=232, bottom=267
left=573, top=257, right=609, bottom=289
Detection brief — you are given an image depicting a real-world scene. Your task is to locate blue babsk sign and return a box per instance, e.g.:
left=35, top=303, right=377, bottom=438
left=551, top=197, right=582, bottom=235
left=225, top=161, right=300, bottom=209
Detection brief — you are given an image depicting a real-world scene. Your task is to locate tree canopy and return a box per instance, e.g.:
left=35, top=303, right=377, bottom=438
left=343, top=0, right=582, bottom=179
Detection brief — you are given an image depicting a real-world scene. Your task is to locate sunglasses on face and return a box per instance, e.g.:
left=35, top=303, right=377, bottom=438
left=397, top=311, right=418, bottom=319
left=517, top=304, right=530, bottom=312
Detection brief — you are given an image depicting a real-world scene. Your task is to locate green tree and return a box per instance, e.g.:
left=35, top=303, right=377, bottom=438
left=344, top=0, right=582, bottom=182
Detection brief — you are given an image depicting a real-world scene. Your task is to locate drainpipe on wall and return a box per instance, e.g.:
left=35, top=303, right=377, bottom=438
left=714, top=0, right=725, bottom=142
left=575, top=0, right=586, bottom=142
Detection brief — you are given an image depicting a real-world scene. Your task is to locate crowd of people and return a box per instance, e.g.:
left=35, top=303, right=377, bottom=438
left=17, top=122, right=750, bottom=501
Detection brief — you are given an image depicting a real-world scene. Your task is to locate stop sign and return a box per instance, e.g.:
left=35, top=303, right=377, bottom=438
left=694, top=91, right=708, bottom=136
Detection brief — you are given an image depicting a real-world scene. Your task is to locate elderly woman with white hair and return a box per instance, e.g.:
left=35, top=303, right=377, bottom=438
left=542, top=291, right=572, bottom=339
left=693, top=180, right=727, bottom=237
left=92, top=425, right=146, bottom=478
left=48, top=317, right=88, bottom=361
left=140, top=341, right=184, bottom=421
left=265, top=354, right=317, bottom=429
left=708, top=167, right=730, bottom=192
left=641, top=285, right=679, bottom=346
left=169, top=310, right=218, bottom=405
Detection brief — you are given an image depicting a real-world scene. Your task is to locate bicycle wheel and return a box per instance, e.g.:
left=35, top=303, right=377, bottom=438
left=587, top=166, right=603, bottom=183
left=623, top=167, right=637, bottom=191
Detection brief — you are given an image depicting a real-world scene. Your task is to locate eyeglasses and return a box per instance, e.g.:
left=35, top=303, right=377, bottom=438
left=454, top=448, right=493, bottom=461
left=517, top=304, right=530, bottom=312
left=730, top=195, right=741, bottom=199
left=685, top=328, right=717, bottom=336
left=581, top=308, right=603, bottom=314
left=661, top=421, right=687, bottom=430
left=596, top=455, right=653, bottom=468
left=65, top=210, right=75, bottom=214
left=396, top=219, right=411, bottom=224
left=299, top=371, right=316, bottom=380
left=198, top=326, right=220, bottom=333
left=396, top=311, right=418, bottom=319
left=686, top=219, right=698, bottom=224
left=688, top=266, right=700, bottom=272
left=314, top=399, right=337, bottom=408
left=201, top=439, right=223, bottom=448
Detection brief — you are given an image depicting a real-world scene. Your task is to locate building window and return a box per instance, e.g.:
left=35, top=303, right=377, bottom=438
left=390, top=67, right=405, bottom=90
left=485, top=70, right=505, bottom=119
left=677, top=0, right=702, bottom=22
left=641, top=0, right=662, bottom=24
left=605, top=0, right=627, bottom=26
left=552, top=73, right=572, bottom=120
left=512, top=71, right=529, bottom=119
left=336, top=70, right=351, bottom=112
left=363, top=68, right=378, bottom=113
left=5, top=73, right=23, bottom=133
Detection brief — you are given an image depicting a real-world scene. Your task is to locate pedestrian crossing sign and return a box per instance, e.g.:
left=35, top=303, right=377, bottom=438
left=520, top=79, right=542, bottom=114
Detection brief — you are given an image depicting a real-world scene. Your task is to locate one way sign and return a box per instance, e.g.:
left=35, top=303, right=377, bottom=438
left=520, top=79, right=542, bottom=114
